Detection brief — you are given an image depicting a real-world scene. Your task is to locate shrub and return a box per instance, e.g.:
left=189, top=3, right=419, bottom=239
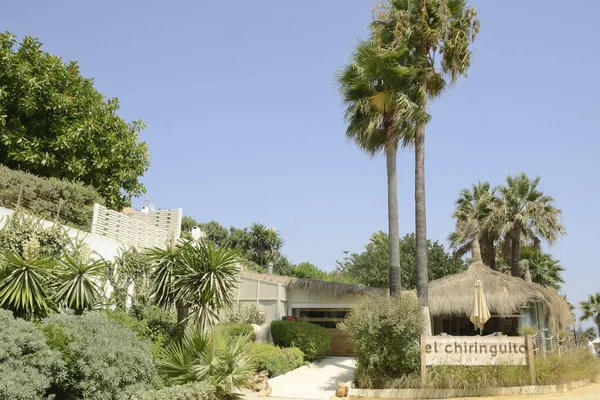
left=0, top=211, right=70, bottom=258
left=222, top=303, right=262, bottom=325
left=344, top=294, right=424, bottom=388
left=157, top=325, right=254, bottom=399
left=250, top=343, right=304, bottom=377
left=41, top=312, right=158, bottom=400
left=220, top=322, right=256, bottom=341
left=0, top=165, right=103, bottom=229
left=0, top=309, right=63, bottom=400
left=125, top=381, right=216, bottom=400
left=270, top=321, right=331, bottom=361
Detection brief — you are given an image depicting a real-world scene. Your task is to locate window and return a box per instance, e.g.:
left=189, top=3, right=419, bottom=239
left=292, top=308, right=350, bottom=329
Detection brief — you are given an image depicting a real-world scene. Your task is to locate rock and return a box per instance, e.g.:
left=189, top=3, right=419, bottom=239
left=255, top=380, right=268, bottom=391
left=258, top=386, right=272, bottom=397
left=335, top=382, right=348, bottom=397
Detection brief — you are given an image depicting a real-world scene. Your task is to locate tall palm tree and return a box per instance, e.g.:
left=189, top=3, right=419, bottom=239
left=580, top=293, right=600, bottom=339
left=248, top=223, right=283, bottom=268
left=493, top=173, right=565, bottom=277
left=372, top=0, right=480, bottom=304
left=449, top=182, right=499, bottom=268
left=519, top=247, right=564, bottom=291
left=337, top=35, right=421, bottom=295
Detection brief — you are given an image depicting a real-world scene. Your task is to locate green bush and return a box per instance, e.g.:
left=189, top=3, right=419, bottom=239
left=270, top=321, right=331, bottom=361
left=125, top=382, right=216, bottom=400
left=344, top=294, right=424, bottom=388
left=0, top=211, right=70, bottom=258
left=41, top=312, right=158, bottom=400
left=220, top=322, right=256, bottom=341
left=250, top=343, right=304, bottom=377
left=0, top=165, right=103, bottom=229
left=0, top=309, right=63, bottom=400
left=222, top=303, right=262, bottom=324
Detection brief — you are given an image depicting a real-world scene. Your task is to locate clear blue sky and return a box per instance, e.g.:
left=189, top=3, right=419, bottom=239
left=3, top=1, right=599, bottom=325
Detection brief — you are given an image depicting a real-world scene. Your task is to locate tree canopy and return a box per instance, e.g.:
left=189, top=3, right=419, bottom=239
left=0, top=32, right=149, bottom=210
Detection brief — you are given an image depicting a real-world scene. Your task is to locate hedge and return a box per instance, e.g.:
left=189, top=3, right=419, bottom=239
left=219, top=322, right=256, bottom=341
left=126, top=382, right=216, bottom=400
left=0, top=164, right=103, bottom=229
left=270, top=321, right=331, bottom=361
left=250, top=343, right=304, bottom=377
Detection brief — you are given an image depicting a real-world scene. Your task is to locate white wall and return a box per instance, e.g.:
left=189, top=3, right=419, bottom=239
left=0, top=206, right=127, bottom=262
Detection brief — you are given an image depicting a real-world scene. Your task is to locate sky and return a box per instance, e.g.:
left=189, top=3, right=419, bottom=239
left=2, top=1, right=599, bottom=325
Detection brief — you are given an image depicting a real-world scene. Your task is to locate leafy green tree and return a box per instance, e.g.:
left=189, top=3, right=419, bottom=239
left=580, top=326, right=598, bottom=341
left=148, top=242, right=239, bottom=329
left=0, top=32, right=149, bottom=209
left=492, top=173, right=565, bottom=277
left=248, top=223, right=284, bottom=267
left=371, top=0, right=479, bottom=305
left=273, top=255, right=295, bottom=276
left=580, top=293, right=600, bottom=338
left=158, top=326, right=253, bottom=400
left=198, top=221, right=229, bottom=246
left=337, top=232, right=464, bottom=289
left=291, top=262, right=326, bottom=280
left=519, top=247, right=564, bottom=291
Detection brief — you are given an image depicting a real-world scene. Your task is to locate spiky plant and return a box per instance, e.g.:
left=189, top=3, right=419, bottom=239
left=54, top=252, right=105, bottom=314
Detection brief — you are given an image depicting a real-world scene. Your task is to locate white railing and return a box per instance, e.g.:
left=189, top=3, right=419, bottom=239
left=91, top=204, right=171, bottom=249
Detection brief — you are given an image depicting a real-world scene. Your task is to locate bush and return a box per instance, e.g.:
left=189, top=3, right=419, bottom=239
left=250, top=343, right=304, bottom=377
left=344, top=294, right=424, bottom=388
left=0, top=309, right=63, bottom=400
left=0, top=165, right=103, bottom=229
left=0, top=211, right=70, bottom=258
left=270, top=321, right=331, bottom=361
left=222, top=303, right=262, bottom=325
left=41, top=312, right=158, bottom=400
left=125, top=382, right=216, bottom=400
left=220, top=322, right=256, bottom=341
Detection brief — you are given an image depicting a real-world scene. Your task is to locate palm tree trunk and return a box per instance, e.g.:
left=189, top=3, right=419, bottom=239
left=490, top=242, right=497, bottom=270
left=415, top=122, right=428, bottom=305
left=385, top=139, right=401, bottom=296
left=176, top=302, right=188, bottom=328
left=511, top=231, right=521, bottom=277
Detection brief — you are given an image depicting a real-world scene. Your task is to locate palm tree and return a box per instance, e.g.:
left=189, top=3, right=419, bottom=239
left=580, top=293, right=600, bottom=339
left=337, top=35, right=422, bottom=295
left=372, top=0, right=480, bottom=305
left=149, top=241, right=240, bottom=330
left=248, top=223, right=283, bottom=268
left=519, top=247, right=564, bottom=291
left=54, top=252, right=105, bottom=314
left=449, top=182, right=499, bottom=268
left=493, top=173, right=565, bottom=277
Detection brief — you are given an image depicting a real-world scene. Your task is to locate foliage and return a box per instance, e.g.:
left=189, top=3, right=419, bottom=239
left=250, top=343, right=304, bottom=377
left=248, top=223, right=284, bottom=267
left=0, top=309, right=63, bottom=400
left=291, top=262, right=326, bottom=279
left=337, top=232, right=465, bottom=289
left=580, top=326, right=597, bottom=341
left=54, top=251, right=105, bottom=314
left=272, top=255, right=295, bottom=276
left=157, top=326, right=254, bottom=400
left=148, top=241, right=240, bottom=329
left=0, top=32, right=149, bottom=209
left=270, top=321, right=331, bottom=361
left=126, top=381, right=216, bottom=400
left=0, top=210, right=70, bottom=258
left=104, top=306, right=180, bottom=359
left=41, top=312, right=157, bottom=400
left=519, top=247, right=564, bottom=290
left=219, top=323, right=256, bottom=341
left=344, top=294, right=424, bottom=388
left=222, top=303, right=262, bottom=325
left=108, top=248, right=153, bottom=310
left=0, top=165, right=103, bottom=229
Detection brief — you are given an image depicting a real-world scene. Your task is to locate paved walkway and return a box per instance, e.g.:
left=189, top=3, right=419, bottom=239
left=267, top=357, right=355, bottom=400
left=441, top=383, right=600, bottom=400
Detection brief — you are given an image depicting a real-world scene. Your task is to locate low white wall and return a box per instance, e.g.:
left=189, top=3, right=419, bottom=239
left=0, top=206, right=127, bottom=262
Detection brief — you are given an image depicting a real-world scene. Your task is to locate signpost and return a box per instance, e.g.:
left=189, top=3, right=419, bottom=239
left=421, top=335, right=536, bottom=385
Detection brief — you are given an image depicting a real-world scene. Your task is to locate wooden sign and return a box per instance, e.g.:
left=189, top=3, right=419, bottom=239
left=420, top=335, right=535, bottom=385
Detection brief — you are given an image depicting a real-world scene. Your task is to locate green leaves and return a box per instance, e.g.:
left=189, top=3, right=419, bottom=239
left=0, top=32, right=149, bottom=209
left=54, top=253, right=105, bottom=314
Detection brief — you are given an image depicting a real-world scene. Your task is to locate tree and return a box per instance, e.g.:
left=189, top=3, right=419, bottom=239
left=291, top=262, right=326, bottom=280
left=493, top=173, right=565, bottom=277
left=372, top=0, right=479, bottom=305
left=337, top=232, right=465, bottom=289
left=337, top=33, right=421, bottom=296
left=0, top=32, right=149, bottom=209
left=449, top=182, right=499, bottom=269
left=519, top=247, right=564, bottom=291
left=580, top=293, right=600, bottom=338
left=247, top=223, right=284, bottom=268
left=149, top=241, right=240, bottom=329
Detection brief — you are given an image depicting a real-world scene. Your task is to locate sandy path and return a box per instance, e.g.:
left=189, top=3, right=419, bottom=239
left=442, top=383, right=600, bottom=400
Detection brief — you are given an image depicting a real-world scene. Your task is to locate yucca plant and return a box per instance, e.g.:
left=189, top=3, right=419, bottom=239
left=54, top=252, right=106, bottom=314
left=0, top=247, right=56, bottom=319
left=158, top=326, right=254, bottom=400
